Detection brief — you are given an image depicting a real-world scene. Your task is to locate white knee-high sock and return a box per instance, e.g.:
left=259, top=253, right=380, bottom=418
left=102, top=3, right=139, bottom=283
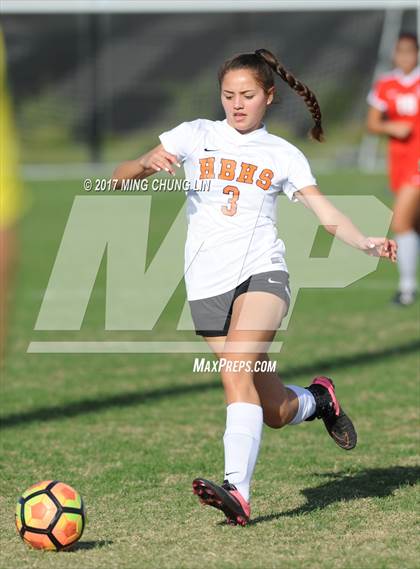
left=223, top=402, right=263, bottom=502
left=286, top=385, right=316, bottom=425
left=395, top=230, right=419, bottom=294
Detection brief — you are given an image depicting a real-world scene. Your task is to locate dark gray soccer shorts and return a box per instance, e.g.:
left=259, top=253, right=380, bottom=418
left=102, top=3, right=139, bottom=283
left=188, top=270, right=291, bottom=337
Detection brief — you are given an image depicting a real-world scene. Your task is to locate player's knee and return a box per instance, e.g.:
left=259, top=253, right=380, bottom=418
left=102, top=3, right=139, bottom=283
left=391, top=218, right=413, bottom=234
left=221, top=367, right=251, bottom=386
left=220, top=364, right=255, bottom=397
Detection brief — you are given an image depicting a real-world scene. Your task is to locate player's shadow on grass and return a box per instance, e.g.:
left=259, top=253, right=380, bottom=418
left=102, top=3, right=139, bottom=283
left=249, top=466, right=420, bottom=525
left=2, top=338, right=419, bottom=429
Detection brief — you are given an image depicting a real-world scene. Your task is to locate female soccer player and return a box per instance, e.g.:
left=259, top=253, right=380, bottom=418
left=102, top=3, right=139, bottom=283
left=113, top=49, right=397, bottom=526
left=367, top=32, right=419, bottom=306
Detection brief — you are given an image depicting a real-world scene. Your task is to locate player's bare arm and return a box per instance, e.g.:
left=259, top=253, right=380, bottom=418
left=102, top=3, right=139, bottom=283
left=112, top=143, right=181, bottom=186
left=295, top=185, right=397, bottom=262
left=366, top=105, right=413, bottom=139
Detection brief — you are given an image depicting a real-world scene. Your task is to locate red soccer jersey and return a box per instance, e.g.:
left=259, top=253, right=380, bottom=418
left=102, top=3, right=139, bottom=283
left=368, top=66, right=420, bottom=191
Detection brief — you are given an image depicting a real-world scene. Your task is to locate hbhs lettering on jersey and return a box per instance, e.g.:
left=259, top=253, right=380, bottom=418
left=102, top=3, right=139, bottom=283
left=198, top=157, right=274, bottom=191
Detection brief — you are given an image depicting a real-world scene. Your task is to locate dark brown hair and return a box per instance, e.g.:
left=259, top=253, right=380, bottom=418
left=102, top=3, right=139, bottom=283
left=398, top=32, right=419, bottom=49
left=218, top=48, right=324, bottom=142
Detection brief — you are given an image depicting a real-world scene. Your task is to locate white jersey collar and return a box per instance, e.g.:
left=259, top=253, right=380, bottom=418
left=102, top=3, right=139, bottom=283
left=217, top=118, right=267, bottom=144
left=392, top=65, right=420, bottom=86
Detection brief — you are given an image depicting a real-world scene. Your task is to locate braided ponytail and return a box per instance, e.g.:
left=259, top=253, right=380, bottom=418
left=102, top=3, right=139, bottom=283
left=255, top=48, right=324, bottom=142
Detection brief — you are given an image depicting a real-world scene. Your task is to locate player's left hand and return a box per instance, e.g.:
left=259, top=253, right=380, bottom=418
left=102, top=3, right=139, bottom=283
left=361, top=237, right=397, bottom=262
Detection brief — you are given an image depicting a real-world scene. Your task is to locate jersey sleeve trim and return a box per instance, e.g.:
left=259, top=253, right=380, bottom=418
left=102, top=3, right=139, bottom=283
left=367, top=90, right=388, bottom=112
left=158, top=119, right=205, bottom=163
left=281, top=151, right=317, bottom=203
left=158, top=132, right=177, bottom=155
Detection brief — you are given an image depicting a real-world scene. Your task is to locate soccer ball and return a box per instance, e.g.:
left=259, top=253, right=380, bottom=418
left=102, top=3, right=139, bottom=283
left=15, top=480, right=86, bottom=550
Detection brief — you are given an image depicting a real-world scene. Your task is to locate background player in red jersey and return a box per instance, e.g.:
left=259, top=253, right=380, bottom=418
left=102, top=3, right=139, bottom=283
left=367, top=33, right=419, bottom=306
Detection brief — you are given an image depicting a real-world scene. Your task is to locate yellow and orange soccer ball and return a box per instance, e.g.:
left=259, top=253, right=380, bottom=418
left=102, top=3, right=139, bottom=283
left=15, top=480, right=85, bottom=550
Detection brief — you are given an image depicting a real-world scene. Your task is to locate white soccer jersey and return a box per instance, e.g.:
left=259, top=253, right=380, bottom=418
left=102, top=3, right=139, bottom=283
left=159, top=118, right=316, bottom=301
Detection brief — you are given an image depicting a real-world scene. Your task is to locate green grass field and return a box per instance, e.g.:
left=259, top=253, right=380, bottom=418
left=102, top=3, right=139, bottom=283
left=1, top=171, right=419, bottom=569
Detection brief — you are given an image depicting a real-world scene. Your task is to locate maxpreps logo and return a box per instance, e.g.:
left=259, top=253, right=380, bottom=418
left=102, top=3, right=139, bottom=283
left=28, top=194, right=392, bottom=354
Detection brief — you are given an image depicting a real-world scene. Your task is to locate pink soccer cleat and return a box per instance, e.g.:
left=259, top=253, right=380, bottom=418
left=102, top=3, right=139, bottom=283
left=192, top=478, right=250, bottom=526
left=305, top=376, right=357, bottom=450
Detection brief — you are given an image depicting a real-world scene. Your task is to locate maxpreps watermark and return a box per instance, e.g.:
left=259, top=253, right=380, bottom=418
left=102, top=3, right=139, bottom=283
left=83, top=178, right=211, bottom=192
left=193, top=358, right=277, bottom=373
left=27, top=194, right=392, bottom=354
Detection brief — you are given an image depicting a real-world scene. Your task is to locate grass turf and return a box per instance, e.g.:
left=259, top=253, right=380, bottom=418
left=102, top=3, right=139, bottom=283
left=1, top=171, right=419, bottom=569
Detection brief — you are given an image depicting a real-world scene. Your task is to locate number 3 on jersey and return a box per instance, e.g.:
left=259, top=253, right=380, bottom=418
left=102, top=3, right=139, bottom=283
left=221, top=185, right=240, bottom=216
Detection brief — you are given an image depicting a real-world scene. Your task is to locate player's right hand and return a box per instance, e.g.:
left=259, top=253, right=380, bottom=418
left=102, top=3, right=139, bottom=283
left=386, top=121, right=413, bottom=140
left=139, top=144, right=181, bottom=175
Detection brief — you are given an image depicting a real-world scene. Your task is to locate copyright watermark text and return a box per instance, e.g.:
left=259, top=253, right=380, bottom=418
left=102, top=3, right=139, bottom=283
left=83, top=178, right=211, bottom=192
